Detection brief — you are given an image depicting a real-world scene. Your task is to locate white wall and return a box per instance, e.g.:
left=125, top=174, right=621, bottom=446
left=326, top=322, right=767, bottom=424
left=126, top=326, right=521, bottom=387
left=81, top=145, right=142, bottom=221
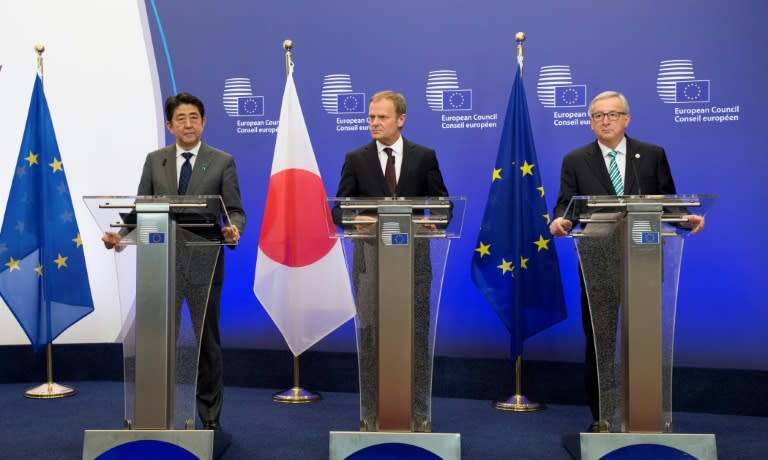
left=0, top=1, right=161, bottom=345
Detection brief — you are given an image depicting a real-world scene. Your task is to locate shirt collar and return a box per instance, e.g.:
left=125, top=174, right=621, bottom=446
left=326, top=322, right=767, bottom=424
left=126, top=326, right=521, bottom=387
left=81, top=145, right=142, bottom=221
left=598, top=137, right=627, bottom=157
left=175, top=142, right=202, bottom=157
left=376, top=136, right=404, bottom=156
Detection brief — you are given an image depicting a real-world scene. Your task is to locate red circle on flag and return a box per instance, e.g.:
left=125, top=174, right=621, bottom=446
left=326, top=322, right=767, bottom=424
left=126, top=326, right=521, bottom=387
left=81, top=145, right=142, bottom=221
left=258, top=168, right=336, bottom=267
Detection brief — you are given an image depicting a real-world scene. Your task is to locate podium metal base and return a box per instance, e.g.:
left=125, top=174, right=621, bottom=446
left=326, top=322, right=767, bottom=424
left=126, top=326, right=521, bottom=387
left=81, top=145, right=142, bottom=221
left=578, top=432, right=717, bottom=460
left=272, top=386, right=322, bottom=403
left=329, top=431, right=460, bottom=460
left=24, top=382, right=76, bottom=399
left=83, top=429, right=215, bottom=460
left=493, top=394, right=544, bottom=412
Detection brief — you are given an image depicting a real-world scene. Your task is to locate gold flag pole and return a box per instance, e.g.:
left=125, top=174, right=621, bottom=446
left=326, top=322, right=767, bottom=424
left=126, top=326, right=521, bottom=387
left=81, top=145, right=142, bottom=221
left=25, top=44, right=76, bottom=399
left=271, top=39, right=321, bottom=404
left=493, top=32, right=543, bottom=412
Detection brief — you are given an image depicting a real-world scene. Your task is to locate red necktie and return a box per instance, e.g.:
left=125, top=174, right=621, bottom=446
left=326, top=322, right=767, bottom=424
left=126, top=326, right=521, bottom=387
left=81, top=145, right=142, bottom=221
left=383, top=147, right=396, bottom=197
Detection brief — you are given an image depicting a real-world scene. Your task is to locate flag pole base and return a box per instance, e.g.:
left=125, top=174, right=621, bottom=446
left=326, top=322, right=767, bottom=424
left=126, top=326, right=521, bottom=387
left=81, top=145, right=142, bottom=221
left=24, top=382, right=76, bottom=399
left=493, top=394, right=544, bottom=412
left=272, top=386, right=321, bottom=404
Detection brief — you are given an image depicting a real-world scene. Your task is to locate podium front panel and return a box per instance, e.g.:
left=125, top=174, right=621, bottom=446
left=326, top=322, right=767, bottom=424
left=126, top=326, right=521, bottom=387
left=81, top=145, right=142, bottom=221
left=572, top=200, right=689, bottom=433
left=575, top=220, right=623, bottom=430
left=84, top=195, right=230, bottom=430
left=341, top=234, right=452, bottom=432
left=659, top=229, right=684, bottom=431
left=330, top=197, right=464, bottom=433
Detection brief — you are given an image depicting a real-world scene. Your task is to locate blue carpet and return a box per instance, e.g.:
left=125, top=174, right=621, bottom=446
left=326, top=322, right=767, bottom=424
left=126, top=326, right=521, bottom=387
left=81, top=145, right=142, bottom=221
left=0, top=382, right=766, bottom=459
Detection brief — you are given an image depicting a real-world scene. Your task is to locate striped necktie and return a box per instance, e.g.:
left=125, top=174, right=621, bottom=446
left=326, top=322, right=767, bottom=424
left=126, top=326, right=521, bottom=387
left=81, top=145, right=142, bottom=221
left=607, top=150, right=623, bottom=196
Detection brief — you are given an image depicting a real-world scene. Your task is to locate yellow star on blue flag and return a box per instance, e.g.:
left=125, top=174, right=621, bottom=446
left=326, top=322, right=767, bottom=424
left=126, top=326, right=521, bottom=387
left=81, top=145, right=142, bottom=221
left=0, top=75, right=94, bottom=351
left=471, top=64, right=567, bottom=359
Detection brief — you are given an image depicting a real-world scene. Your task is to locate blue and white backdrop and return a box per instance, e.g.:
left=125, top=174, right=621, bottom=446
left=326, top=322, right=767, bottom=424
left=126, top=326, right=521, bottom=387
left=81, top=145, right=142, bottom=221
left=0, top=1, right=765, bottom=371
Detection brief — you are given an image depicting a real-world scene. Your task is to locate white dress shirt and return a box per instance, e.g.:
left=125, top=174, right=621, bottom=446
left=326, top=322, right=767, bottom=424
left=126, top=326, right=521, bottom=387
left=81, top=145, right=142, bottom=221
left=376, top=136, right=403, bottom=183
left=597, top=137, right=627, bottom=183
left=175, top=142, right=201, bottom=184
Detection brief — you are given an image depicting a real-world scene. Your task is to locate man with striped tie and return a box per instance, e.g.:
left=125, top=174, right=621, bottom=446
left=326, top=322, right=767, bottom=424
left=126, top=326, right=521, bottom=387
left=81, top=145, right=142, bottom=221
left=549, top=91, right=703, bottom=432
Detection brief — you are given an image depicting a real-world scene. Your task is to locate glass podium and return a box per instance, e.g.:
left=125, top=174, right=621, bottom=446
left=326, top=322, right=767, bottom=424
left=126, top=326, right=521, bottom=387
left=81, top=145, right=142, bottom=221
left=327, top=196, right=464, bottom=460
left=81, top=195, right=233, bottom=459
left=563, top=194, right=718, bottom=459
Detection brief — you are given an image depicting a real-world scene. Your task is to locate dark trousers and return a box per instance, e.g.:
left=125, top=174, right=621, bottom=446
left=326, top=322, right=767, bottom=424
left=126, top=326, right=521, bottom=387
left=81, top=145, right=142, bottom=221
left=577, top=226, right=622, bottom=425
left=581, top=284, right=599, bottom=421
left=176, top=244, right=225, bottom=426
left=196, top=279, right=223, bottom=424
left=579, top=259, right=619, bottom=423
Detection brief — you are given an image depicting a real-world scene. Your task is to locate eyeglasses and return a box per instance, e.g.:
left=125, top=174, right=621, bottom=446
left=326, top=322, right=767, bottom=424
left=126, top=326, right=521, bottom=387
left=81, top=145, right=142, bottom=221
left=591, top=111, right=627, bottom=121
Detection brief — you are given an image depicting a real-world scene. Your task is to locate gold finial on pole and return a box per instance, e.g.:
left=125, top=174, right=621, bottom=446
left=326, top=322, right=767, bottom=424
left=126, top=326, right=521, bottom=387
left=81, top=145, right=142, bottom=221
left=34, top=44, right=45, bottom=84
left=514, top=32, right=526, bottom=76
left=283, top=39, right=294, bottom=77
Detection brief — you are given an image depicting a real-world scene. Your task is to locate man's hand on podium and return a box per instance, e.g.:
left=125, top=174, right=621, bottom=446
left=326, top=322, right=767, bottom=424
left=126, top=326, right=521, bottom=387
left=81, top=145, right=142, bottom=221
left=101, top=231, right=125, bottom=252
left=549, top=217, right=573, bottom=237
left=348, top=216, right=438, bottom=233
left=352, top=215, right=377, bottom=234
left=221, top=225, right=240, bottom=244
left=680, top=214, right=705, bottom=234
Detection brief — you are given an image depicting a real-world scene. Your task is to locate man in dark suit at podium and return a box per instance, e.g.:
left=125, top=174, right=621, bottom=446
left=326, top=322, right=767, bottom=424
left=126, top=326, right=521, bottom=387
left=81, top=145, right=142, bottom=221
left=549, top=90, right=703, bottom=431
left=102, top=92, right=245, bottom=431
left=334, top=90, right=449, bottom=432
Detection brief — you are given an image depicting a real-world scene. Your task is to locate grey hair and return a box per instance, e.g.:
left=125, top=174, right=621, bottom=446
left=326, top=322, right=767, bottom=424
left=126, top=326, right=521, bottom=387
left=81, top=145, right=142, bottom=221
left=588, top=91, right=630, bottom=116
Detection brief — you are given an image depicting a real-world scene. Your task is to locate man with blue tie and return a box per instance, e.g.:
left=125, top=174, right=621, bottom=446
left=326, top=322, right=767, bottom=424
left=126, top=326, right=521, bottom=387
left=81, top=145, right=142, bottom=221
left=549, top=90, right=703, bottom=432
left=102, top=92, right=245, bottom=431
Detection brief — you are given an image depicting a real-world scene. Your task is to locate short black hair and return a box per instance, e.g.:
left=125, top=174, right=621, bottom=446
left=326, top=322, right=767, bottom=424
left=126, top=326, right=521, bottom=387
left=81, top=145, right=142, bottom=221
left=164, top=92, right=205, bottom=121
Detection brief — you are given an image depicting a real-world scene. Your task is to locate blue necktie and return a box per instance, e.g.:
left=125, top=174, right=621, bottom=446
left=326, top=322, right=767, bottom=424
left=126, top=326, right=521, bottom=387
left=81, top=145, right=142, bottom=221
left=178, top=152, right=193, bottom=195
left=607, top=150, right=624, bottom=196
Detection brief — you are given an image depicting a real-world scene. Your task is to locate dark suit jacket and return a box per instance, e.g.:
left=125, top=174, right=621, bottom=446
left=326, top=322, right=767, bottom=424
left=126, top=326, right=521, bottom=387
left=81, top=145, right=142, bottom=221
left=335, top=138, right=449, bottom=199
left=333, top=137, right=449, bottom=230
left=553, top=135, right=677, bottom=219
left=333, top=135, right=449, bottom=289
left=136, top=142, right=246, bottom=282
left=137, top=142, right=246, bottom=230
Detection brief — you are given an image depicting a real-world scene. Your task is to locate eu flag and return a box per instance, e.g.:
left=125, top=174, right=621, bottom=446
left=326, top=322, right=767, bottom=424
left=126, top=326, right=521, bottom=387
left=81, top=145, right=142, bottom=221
left=554, top=85, right=586, bottom=107
left=336, top=93, right=365, bottom=113
left=0, top=76, right=94, bottom=351
left=471, top=65, right=567, bottom=358
left=237, top=96, right=265, bottom=116
left=442, top=89, right=472, bottom=110
left=675, top=80, right=710, bottom=103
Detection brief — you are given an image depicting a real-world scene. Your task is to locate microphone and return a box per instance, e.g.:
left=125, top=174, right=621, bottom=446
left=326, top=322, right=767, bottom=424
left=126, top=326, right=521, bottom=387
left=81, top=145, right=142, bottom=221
left=162, top=158, right=167, bottom=166
left=202, top=163, right=209, bottom=171
left=630, top=153, right=642, bottom=196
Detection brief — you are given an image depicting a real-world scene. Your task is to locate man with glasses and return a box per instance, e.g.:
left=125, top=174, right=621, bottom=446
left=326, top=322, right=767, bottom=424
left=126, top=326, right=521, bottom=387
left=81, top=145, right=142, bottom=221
left=549, top=91, right=703, bottom=432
